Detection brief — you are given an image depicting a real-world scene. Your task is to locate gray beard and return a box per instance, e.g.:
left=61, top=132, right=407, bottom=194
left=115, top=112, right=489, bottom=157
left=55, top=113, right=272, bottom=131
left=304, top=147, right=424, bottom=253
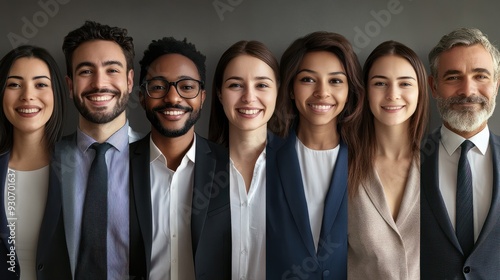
left=436, top=94, right=496, bottom=132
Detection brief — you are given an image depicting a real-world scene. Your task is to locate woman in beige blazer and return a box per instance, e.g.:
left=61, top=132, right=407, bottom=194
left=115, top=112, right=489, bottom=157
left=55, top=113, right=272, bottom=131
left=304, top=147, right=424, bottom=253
left=346, top=41, right=429, bottom=279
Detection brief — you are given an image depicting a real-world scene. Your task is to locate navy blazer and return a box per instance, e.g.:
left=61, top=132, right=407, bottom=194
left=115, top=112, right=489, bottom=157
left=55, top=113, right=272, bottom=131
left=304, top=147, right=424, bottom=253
left=0, top=152, right=19, bottom=280
left=421, top=128, right=500, bottom=279
left=267, top=131, right=348, bottom=280
left=129, top=134, right=231, bottom=280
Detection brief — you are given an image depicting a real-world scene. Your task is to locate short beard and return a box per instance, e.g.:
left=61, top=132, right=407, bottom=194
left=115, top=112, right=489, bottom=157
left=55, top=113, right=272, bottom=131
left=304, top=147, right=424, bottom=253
left=146, top=103, right=201, bottom=138
left=74, top=88, right=129, bottom=124
left=436, top=94, right=495, bottom=133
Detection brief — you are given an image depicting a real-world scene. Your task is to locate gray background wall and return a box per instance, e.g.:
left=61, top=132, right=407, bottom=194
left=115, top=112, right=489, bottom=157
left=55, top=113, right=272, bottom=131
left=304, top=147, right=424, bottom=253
left=2, top=0, right=499, bottom=137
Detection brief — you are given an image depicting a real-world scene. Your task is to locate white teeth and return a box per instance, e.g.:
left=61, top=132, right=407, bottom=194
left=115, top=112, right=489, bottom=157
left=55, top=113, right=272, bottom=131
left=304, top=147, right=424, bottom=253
left=163, top=110, right=184, bottom=116
left=310, top=104, right=332, bottom=110
left=238, top=109, right=260, bottom=115
left=88, top=96, right=112, bottom=102
left=18, top=108, right=40, bottom=114
left=383, top=106, right=403, bottom=110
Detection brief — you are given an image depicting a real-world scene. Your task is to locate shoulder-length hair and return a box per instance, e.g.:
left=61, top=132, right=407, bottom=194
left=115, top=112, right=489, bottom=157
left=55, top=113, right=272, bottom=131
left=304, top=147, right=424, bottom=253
left=268, top=31, right=364, bottom=140
left=347, top=40, right=429, bottom=198
left=208, top=40, right=279, bottom=147
left=0, top=45, right=66, bottom=154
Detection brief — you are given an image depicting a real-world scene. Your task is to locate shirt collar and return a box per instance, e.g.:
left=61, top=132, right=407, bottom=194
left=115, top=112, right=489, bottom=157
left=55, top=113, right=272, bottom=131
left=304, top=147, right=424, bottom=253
left=440, top=125, right=490, bottom=156
left=149, top=134, right=197, bottom=165
left=76, top=121, right=130, bottom=153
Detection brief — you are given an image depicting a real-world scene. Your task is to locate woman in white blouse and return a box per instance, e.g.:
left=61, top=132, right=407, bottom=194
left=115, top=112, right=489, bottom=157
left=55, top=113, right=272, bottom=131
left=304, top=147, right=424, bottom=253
left=347, top=41, right=428, bottom=279
left=0, top=45, right=65, bottom=280
left=208, top=40, right=279, bottom=280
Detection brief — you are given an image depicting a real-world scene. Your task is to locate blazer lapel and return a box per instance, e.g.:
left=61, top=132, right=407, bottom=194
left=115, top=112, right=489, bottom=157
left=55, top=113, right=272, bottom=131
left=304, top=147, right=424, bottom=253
left=474, top=132, right=500, bottom=247
left=421, top=129, right=462, bottom=251
left=130, top=136, right=152, bottom=271
left=318, top=141, right=347, bottom=250
left=0, top=153, right=11, bottom=254
left=191, top=135, right=216, bottom=252
left=276, top=133, right=316, bottom=258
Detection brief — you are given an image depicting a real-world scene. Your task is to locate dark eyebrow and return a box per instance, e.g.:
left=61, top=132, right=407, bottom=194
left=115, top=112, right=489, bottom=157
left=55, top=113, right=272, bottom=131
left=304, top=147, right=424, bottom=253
left=7, top=75, right=50, bottom=80
left=442, top=68, right=492, bottom=78
left=297, top=69, right=346, bottom=76
left=224, top=76, right=274, bottom=83
left=149, top=75, right=199, bottom=81
left=75, top=60, right=124, bottom=71
left=370, top=75, right=416, bottom=80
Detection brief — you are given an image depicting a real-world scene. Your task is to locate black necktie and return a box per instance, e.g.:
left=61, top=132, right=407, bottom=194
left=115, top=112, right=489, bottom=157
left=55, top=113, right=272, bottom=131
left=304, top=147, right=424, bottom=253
left=456, top=140, right=474, bottom=257
left=75, top=142, right=112, bottom=280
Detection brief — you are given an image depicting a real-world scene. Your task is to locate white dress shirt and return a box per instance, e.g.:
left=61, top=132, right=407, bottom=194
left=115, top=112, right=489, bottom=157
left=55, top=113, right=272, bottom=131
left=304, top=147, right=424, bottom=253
left=149, top=136, right=196, bottom=280
left=4, top=166, right=49, bottom=280
left=230, top=150, right=266, bottom=280
left=296, top=137, right=339, bottom=251
left=438, top=125, right=493, bottom=241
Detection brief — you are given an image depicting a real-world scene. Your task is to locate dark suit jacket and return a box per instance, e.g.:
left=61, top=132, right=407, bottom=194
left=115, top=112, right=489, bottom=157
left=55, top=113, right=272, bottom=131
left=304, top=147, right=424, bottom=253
left=267, top=131, right=348, bottom=280
left=129, top=134, right=231, bottom=280
left=37, top=131, right=144, bottom=279
left=421, top=128, right=500, bottom=279
left=0, top=152, right=20, bottom=280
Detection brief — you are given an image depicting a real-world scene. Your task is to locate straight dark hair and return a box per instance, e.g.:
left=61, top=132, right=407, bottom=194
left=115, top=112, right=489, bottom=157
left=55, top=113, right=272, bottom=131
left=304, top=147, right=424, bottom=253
left=208, top=40, right=279, bottom=146
left=347, top=40, right=429, bottom=198
left=269, top=31, right=364, bottom=140
left=0, top=45, right=66, bottom=153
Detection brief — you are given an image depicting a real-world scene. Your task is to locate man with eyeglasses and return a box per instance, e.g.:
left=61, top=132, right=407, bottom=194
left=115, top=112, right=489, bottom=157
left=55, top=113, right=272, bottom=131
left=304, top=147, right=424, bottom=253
left=129, top=37, right=231, bottom=280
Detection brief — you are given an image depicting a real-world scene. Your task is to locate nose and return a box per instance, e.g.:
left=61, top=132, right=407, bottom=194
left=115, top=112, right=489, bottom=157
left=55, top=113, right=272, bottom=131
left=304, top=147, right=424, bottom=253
left=19, top=84, right=35, bottom=101
left=313, top=80, right=331, bottom=98
left=385, top=85, right=401, bottom=101
left=241, top=87, right=256, bottom=104
left=90, top=70, right=109, bottom=90
left=163, top=83, right=182, bottom=103
left=460, top=77, right=477, bottom=97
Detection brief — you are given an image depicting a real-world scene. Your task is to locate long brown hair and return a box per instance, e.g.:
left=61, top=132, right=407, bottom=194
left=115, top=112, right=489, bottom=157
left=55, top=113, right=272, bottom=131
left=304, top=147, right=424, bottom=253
left=347, top=40, right=429, bottom=198
left=208, top=40, right=279, bottom=146
left=268, top=31, right=364, bottom=141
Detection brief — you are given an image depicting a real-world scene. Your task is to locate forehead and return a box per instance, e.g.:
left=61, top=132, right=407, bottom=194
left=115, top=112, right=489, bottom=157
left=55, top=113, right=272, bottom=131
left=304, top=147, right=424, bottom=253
left=9, top=57, right=50, bottom=76
left=146, top=53, right=200, bottom=79
left=437, top=44, right=494, bottom=74
left=72, top=40, right=126, bottom=67
left=224, top=55, right=275, bottom=79
left=369, top=55, right=416, bottom=77
left=299, top=51, right=344, bottom=71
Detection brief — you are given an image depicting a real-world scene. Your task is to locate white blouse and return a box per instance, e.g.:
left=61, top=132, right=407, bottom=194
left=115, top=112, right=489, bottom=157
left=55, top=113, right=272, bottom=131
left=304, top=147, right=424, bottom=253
left=230, top=150, right=266, bottom=280
left=296, top=137, right=339, bottom=252
left=4, top=166, right=49, bottom=280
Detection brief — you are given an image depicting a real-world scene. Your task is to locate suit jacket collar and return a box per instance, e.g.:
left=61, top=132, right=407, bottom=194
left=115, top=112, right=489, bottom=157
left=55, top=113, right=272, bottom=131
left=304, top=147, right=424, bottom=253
left=277, top=131, right=347, bottom=258
left=0, top=152, right=10, bottom=250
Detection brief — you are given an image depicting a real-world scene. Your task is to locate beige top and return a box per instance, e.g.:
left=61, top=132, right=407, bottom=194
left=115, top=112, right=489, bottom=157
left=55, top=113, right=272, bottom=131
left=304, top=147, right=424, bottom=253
left=348, top=161, right=420, bottom=280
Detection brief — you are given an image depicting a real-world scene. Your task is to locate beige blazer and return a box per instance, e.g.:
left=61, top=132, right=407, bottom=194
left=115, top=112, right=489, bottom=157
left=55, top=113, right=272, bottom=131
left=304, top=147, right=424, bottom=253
left=348, top=161, right=420, bottom=280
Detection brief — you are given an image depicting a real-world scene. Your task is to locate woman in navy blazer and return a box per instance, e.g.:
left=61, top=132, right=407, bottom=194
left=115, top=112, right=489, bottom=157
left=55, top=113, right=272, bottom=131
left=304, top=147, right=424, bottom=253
left=0, top=46, right=65, bottom=279
left=267, top=31, right=363, bottom=279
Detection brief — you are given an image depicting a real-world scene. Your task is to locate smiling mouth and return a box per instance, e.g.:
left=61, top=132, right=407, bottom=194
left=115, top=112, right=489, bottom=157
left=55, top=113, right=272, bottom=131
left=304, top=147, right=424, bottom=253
left=382, top=106, right=404, bottom=110
left=309, top=104, right=334, bottom=110
left=17, top=108, right=41, bottom=114
left=87, top=95, right=113, bottom=102
left=238, top=109, right=261, bottom=115
left=161, top=110, right=185, bottom=116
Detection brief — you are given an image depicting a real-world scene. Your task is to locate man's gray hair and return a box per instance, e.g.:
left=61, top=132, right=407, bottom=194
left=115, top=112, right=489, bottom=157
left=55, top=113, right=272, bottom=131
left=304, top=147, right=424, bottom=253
left=428, top=28, right=500, bottom=79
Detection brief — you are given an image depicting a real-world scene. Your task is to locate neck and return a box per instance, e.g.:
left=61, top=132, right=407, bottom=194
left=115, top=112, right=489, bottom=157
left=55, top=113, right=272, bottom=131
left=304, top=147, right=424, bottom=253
left=229, top=125, right=267, bottom=164
left=9, top=129, right=50, bottom=170
left=79, top=113, right=126, bottom=143
left=151, top=128, right=195, bottom=171
left=296, top=121, right=339, bottom=150
left=374, top=121, right=412, bottom=160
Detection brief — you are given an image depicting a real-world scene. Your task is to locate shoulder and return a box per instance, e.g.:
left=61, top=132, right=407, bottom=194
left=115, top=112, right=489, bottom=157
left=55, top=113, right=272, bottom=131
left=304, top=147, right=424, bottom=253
left=130, top=134, right=150, bottom=152
left=196, top=135, right=228, bottom=160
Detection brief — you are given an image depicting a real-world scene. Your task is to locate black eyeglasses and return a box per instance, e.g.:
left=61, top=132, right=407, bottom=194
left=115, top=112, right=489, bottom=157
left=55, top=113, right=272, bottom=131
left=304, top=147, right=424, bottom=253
left=141, top=77, right=204, bottom=99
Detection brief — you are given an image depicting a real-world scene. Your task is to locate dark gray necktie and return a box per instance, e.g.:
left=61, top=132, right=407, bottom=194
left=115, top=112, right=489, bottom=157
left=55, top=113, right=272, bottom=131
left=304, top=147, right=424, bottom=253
left=75, top=142, right=112, bottom=280
left=456, top=140, right=474, bottom=257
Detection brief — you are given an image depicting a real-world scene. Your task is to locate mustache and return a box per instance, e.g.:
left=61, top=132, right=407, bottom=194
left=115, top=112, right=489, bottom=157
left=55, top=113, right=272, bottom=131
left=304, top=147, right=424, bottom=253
left=447, top=95, right=487, bottom=105
left=82, top=88, right=121, bottom=96
left=153, top=103, right=193, bottom=112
